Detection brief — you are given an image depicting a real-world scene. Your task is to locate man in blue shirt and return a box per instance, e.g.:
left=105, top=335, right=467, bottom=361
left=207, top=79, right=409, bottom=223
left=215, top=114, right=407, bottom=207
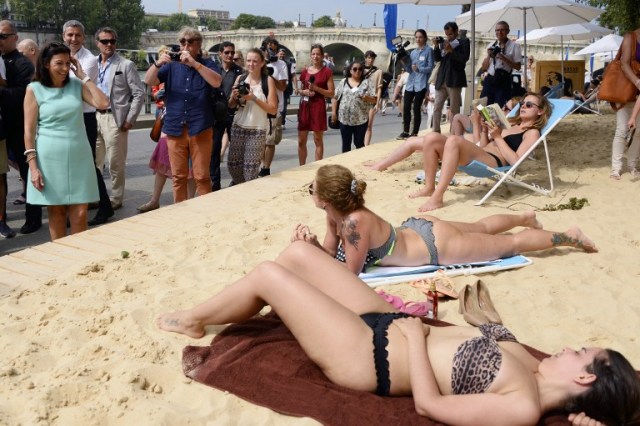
left=145, top=27, right=222, bottom=203
left=398, top=29, right=434, bottom=139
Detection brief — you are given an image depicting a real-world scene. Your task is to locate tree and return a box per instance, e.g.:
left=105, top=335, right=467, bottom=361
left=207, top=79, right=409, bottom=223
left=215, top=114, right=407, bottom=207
left=576, top=0, right=639, bottom=33
left=232, top=13, right=276, bottom=30
left=159, top=13, right=193, bottom=31
left=281, top=21, right=294, bottom=29
left=201, top=16, right=221, bottom=31
left=143, top=17, right=161, bottom=31
left=312, top=15, right=335, bottom=28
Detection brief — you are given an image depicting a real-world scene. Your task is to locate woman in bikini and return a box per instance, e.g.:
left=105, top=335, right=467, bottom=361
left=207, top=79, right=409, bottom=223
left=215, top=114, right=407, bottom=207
left=293, top=164, right=596, bottom=275
left=410, top=92, right=551, bottom=211
left=157, top=241, right=639, bottom=425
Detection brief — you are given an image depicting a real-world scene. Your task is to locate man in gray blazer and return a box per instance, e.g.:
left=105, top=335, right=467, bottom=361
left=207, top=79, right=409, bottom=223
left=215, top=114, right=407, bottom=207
left=94, top=27, right=144, bottom=211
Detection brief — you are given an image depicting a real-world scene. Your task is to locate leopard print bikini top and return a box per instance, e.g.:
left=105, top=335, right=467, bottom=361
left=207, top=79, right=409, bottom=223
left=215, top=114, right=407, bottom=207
left=451, top=323, right=518, bottom=395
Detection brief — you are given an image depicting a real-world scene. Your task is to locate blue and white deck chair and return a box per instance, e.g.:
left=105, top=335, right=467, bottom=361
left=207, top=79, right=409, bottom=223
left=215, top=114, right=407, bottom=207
left=458, top=99, right=575, bottom=206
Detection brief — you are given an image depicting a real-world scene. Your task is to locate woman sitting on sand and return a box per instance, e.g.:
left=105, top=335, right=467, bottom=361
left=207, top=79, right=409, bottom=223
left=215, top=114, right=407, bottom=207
left=292, top=165, right=596, bottom=274
left=410, top=93, right=551, bottom=211
left=366, top=98, right=520, bottom=172
left=158, top=241, right=639, bottom=425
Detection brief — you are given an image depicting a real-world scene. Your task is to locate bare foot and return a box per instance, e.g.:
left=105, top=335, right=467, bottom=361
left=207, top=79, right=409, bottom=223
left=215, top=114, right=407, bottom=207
left=522, top=211, right=543, bottom=230
left=364, top=160, right=386, bottom=171
left=409, top=186, right=434, bottom=199
left=418, top=197, right=443, bottom=212
left=156, top=311, right=205, bottom=338
left=560, top=226, right=598, bottom=253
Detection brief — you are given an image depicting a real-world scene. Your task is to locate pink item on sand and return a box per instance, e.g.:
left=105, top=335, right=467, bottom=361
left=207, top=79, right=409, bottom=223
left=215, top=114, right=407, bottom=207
left=375, top=290, right=430, bottom=316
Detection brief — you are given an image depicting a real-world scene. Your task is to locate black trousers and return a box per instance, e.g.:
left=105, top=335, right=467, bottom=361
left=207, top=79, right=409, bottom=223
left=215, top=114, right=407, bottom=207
left=339, top=121, right=368, bottom=153
left=83, top=113, right=113, bottom=215
left=211, top=113, right=233, bottom=190
left=5, top=127, right=41, bottom=224
left=402, top=88, right=427, bottom=135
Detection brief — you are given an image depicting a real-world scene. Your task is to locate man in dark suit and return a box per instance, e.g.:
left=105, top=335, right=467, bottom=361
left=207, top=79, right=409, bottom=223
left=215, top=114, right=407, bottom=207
left=0, top=20, right=40, bottom=235
left=92, top=27, right=144, bottom=224
left=431, top=22, right=470, bottom=134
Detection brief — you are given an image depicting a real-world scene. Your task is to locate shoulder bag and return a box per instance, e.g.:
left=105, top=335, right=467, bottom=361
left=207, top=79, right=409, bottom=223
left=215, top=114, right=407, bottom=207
left=599, top=31, right=640, bottom=108
left=150, top=107, right=165, bottom=143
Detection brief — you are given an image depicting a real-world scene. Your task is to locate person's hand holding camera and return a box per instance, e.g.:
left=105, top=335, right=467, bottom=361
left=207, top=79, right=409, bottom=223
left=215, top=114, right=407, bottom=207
left=156, top=52, right=172, bottom=67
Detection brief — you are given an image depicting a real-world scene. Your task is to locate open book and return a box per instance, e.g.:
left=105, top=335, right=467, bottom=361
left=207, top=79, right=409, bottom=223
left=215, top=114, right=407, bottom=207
left=471, top=97, right=488, bottom=109
left=477, top=103, right=511, bottom=129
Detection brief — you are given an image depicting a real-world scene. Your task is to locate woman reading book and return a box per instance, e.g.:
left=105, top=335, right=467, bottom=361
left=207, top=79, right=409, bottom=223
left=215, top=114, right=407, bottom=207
left=293, top=164, right=596, bottom=275
left=157, top=240, right=639, bottom=426
left=410, top=92, right=551, bottom=211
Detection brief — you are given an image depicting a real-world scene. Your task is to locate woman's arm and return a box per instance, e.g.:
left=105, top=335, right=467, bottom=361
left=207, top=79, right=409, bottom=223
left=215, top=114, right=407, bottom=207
left=628, top=95, right=640, bottom=129
left=620, top=32, right=640, bottom=92
left=487, top=124, right=539, bottom=165
left=259, top=76, right=278, bottom=116
left=23, top=87, right=43, bottom=191
left=321, top=215, right=341, bottom=258
left=228, top=75, right=242, bottom=109
left=71, top=57, right=109, bottom=110
left=395, top=317, right=538, bottom=426
left=340, top=215, right=371, bottom=274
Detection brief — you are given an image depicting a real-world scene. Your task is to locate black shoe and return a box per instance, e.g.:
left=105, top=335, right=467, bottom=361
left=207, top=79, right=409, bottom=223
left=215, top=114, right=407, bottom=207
left=88, top=210, right=114, bottom=226
left=258, top=167, right=270, bottom=177
left=88, top=202, right=99, bottom=210
left=0, top=221, right=16, bottom=238
left=19, top=220, right=42, bottom=235
left=396, top=132, right=410, bottom=140
left=410, top=133, right=418, bottom=137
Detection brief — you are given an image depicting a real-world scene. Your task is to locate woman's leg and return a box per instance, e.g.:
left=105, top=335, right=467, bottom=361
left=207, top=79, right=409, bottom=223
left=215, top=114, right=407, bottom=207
left=410, top=88, right=427, bottom=135
left=438, top=211, right=542, bottom=235
left=450, top=114, right=471, bottom=137
left=298, top=130, right=309, bottom=165
left=367, top=136, right=429, bottom=171
left=611, top=106, right=630, bottom=178
left=313, top=131, right=324, bottom=161
left=68, top=204, right=88, bottom=235
left=339, top=123, right=352, bottom=153
left=227, top=124, right=245, bottom=184
left=408, top=133, right=448, bottom=198
left=364, top=107, right=375, bottom=146
left=435, top=224, right=597, bottom=265
left=47, top=205, right=67, bottom=240
left=353, top=122, right=368, bottom=150
left=243, top=133, right=265, bottom=182
left=417, top=135, right=497, bottom=212
left=148, top=174, right=166, bottom=207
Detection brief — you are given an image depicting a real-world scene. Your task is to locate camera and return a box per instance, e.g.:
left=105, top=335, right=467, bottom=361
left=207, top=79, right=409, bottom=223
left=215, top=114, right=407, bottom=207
left=489, top=45, right=502, bottom=57
left=168, top=45, right=181, bottom=61
left=237, top=81, right=251, bottom=97
left=435, top=36, right=444, bottom=44
left=391, top=36, right=411, bottom=68
left=261, top=38, right=279, bottom=63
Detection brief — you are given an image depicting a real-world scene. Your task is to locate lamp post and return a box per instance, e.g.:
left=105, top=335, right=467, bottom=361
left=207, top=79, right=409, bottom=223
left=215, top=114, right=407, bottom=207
left=373, top=12, right=377, bottom=27
left=311, top=13, right=314, bottom=26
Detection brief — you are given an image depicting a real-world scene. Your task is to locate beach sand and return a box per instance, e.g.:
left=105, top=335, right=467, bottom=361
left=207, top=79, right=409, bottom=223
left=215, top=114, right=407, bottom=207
left=1, top=108, right=639, bottom=425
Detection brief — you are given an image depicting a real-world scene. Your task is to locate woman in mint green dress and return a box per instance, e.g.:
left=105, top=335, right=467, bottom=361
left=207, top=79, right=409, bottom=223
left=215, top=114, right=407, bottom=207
left=24, top=42, right=109, bottom=240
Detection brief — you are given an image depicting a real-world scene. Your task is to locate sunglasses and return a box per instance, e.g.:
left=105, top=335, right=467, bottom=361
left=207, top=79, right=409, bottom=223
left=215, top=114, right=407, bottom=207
left=99, top=39, right=117, bottom=45
left=222, top=50, right=235, bottom=55
left=308, top=183, right=316, bottom=195
left=0, top=33, right=16, bottom=40
left=519, top=101, right=541, bottom=109
left=179, top=38, right=200, bottom=45
left=351, top=67, right=362, bottom=72
left=495, top=28, right=508, bottom=32
left=502, top=105, right=512, bottom=113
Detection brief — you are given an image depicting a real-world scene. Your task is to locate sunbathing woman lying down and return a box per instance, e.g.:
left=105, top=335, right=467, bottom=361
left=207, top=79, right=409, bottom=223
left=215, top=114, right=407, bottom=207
left=292, top=164, right=596, bottom=274
left=157, top=241, right=639, bottom=426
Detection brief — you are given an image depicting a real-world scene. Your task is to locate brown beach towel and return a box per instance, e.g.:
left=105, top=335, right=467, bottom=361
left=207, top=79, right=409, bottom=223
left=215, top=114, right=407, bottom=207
left=182, top=314, right=577, bottom=426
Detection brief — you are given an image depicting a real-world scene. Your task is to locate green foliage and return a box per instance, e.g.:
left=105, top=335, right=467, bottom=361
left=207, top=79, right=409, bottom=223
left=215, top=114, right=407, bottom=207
left=232, top=13, right=275, bottom=30
left=200, top=16, right=221, bottom=31
left=143, top=17, right=161, bottom=31
left=312, top=15, right=335, bottom=28
left=159, top=13, right=193, bottom=32
left=281, top=21, right=294, bottom=29
left=575, top=0, right=640, bottom=33
left=12, top=0, right=144, bottom=48
left=541, top=197, right=590, bottom=211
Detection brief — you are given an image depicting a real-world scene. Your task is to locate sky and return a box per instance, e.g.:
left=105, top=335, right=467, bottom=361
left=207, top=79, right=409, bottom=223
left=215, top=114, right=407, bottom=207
left=141, top=0, right=464, bottom=32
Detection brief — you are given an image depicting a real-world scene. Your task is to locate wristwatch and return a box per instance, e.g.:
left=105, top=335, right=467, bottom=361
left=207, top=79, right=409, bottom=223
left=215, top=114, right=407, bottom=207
left=81, top=75, right=91, bottom=84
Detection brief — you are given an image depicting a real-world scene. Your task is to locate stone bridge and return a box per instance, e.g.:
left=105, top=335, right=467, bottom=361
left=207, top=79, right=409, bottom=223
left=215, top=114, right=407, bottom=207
left=139, top=27, right=593, bottom=78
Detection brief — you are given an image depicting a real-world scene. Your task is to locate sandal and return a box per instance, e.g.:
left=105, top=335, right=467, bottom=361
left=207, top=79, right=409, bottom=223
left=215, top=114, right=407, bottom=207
left=410, top=271, right=459, bottom=299
left=12, top=195, right=26, bottom=205
left=610, top=171, right=621, bottom=180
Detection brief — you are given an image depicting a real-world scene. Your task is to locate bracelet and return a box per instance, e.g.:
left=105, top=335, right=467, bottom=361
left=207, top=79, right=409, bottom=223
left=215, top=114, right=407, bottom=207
left=26, top=152, right=37, bottom=162
left=24, top=148, right=36, bottom=156
left=153, top=61, right=161, bottom=69
left=81, top=75, right=90, bottom=85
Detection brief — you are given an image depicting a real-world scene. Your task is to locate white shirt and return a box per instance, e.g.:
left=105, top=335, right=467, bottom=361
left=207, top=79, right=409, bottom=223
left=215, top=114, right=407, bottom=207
left=0, top=56, right=6, bottom=80
left=267, top=59, right=288, bottom=116
left=71, top=46, right=99, bottom=112
left=488, top=40, right=522, bottom=75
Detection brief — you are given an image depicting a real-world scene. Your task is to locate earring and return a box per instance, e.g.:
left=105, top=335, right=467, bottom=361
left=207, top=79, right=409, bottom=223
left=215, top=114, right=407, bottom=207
left=322, top=203, right=327, bottom=210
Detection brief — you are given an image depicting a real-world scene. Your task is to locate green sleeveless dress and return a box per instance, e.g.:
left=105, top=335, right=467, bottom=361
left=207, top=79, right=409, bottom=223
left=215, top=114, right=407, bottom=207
left=26, top=78, right=98, bottom=205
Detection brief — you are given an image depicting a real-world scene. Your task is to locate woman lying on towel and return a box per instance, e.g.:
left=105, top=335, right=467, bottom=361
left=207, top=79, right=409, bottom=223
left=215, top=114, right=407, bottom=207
left=366, top=97, right=520, bottom=172
left=292, top=164, right=596, bottom=274
left=410, top=93, right=552, bottom=211
left=157, top=241, right=639, bottom=426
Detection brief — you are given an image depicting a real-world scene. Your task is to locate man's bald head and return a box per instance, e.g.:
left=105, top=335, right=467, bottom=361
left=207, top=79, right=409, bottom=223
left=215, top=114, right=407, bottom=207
left=17, top=39, right=38, bottom=65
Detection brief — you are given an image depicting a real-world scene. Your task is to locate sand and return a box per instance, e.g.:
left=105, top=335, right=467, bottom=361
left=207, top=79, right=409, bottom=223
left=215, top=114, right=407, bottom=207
left=1, top=108, right=639, bottom=425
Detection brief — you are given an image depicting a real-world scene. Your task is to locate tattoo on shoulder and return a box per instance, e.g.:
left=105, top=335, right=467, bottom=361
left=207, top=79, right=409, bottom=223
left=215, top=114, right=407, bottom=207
left=343, top=218, right=361, bottom=250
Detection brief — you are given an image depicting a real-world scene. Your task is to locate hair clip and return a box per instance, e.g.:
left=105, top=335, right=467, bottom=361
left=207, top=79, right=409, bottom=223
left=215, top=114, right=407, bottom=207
left=350, top=179, right=357, bottom=194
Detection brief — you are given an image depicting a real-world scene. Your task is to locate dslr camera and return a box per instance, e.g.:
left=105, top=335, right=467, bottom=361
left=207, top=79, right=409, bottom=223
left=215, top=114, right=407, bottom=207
left=489, top=45, right=502, bottom=57
left=168, top=45, right=182, bottom=61
left=236, top=81, right=251, bottom=97
left=391, top=35, right=411, bottom=67
left=261, top=39, right=279, bottom=63
left=435, top=36, right=445, bottom=44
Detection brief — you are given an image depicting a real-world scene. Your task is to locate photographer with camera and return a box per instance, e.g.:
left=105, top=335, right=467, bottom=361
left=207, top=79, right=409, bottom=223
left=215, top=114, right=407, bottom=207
left=431, top=22, right=470, bottom=134
left=480, top=21, right=521, bottom=107
left=397, top=29, right=434, bottom=140
left=227, top=48, right=278, bottom=183
left=144, top=27, right=222, bottom=203
left=362, top=50, right=382, bottom=146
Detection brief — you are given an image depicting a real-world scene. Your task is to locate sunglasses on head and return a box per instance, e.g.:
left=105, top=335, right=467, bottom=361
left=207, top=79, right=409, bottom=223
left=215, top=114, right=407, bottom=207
left=99, top=39, right=116, bottom=45
left=0, top=33, right=16, bottom=40
left=308, top=183, right=316, bottom=195
left=180, top=38, right=200, bottom=45
left=519, top=100, right=541, bottom=109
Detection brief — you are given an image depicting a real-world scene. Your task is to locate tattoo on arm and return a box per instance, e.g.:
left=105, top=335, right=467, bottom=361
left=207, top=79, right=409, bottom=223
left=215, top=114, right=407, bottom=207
left=343, top=218, right=361, bottom=250
left=551, top=233, right=583, bottom=249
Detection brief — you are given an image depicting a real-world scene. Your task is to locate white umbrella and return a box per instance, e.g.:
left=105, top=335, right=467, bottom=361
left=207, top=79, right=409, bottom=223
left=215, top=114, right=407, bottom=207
left=455, top=0, right=604, bottom=88
left=361, top=0, right=494, bottom=100
left=574, top=33, right=623, bottom=55
left=516, top=23, right=613, bottom=82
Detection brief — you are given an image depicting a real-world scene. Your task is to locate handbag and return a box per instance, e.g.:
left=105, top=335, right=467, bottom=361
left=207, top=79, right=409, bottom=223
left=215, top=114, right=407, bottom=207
left=599, top=31, right=640, bottom=107
left=150, top=108, right=165, bottom=143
